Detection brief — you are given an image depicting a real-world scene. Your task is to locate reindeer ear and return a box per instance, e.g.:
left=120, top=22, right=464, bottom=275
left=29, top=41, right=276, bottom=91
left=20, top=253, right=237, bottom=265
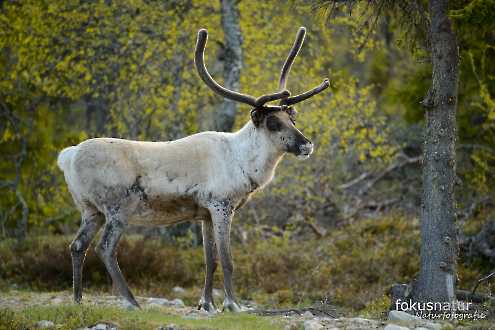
left=250, top=109, right=264, bottom=127
left=286, top=107, right=297, bottom=117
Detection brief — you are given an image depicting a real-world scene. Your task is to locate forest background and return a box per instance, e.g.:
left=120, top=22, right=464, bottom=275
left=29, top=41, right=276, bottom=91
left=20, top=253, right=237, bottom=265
left=0, top=0, right=494, bottom=315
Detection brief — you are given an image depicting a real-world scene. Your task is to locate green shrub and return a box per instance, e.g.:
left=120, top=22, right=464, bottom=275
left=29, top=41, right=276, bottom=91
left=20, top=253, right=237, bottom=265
left=0, top=309, right=29, bottom=330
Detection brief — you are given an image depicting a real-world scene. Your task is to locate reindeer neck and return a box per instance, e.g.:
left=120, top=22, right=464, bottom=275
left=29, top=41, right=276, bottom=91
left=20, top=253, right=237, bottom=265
left=231, top=121, right=285, bottom=189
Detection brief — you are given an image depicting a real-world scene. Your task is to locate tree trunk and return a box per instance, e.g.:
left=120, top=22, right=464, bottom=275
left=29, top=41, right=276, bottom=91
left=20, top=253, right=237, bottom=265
left=85, top=96, right=108, bottom=136
left=413, top=0, right=459, bottom=303
left=94, top=98, right=108, bottom=136
left=167, top=31, right=188, bottom=140
left=215, top=0, right=242, bottom=132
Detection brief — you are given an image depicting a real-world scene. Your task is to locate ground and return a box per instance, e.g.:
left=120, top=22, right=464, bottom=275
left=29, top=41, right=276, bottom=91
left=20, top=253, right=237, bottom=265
left=0, top=289, right=284, bottom=330
left=1, top=289, right=494, bottom=330
left=1, top=217, right=494, bottom=330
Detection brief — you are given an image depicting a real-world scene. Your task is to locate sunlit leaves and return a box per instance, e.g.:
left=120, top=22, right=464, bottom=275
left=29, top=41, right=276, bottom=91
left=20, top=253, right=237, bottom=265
left=449, top=0, right=495, bottom=198
left=0, top=0, right=405, bottom=232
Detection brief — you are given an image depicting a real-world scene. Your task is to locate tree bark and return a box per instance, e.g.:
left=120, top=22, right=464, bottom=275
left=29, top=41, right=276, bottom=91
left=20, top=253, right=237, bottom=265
left=413, top=0, right=459, bottom=303
left=85, top=96, right=108, bottom=136
left=94, top=98, right=108, bottom=136
left=167, top=31, right=188, bottom=140
left=215, top=0, right=242, bottom=132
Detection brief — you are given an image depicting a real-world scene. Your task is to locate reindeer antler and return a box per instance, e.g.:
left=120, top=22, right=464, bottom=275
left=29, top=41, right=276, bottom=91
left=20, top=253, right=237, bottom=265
left=283, top=79, right=330, bottom=105
left=278, top=27, right=330, bottom=106
left=195, top=29, right=289, bottom=108
left=195, top=27, right=329, bottom=110
left=279, top=27, right=306, bottom=91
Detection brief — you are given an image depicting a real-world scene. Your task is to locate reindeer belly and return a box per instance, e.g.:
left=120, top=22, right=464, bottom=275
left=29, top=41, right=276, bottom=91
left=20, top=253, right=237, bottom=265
left=128, top=196, right=209, bottom=226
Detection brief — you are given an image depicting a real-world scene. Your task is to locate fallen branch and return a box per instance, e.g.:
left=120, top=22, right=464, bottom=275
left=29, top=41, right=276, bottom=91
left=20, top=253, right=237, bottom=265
left=338, top=153, right=421, bottom=197
left=249, top=306, right=337, bottom=318
left=471, top=271, right=495, bottom=296
left=342, top=197, right=401, bottom=221
left=456, top=289, right=495, bottom=304
left=338, top=172, right=369, bottom=190
left=364, top=197, right=400, bottom=212
left=357, top=155, right=421, bottom=196
left=390, top=283, right=495, bottom=306
left=306, top=220, right=328, bottom=238
left=460, top=220, right=495, bottom=262
left=457, top=196, right=491, bottom=225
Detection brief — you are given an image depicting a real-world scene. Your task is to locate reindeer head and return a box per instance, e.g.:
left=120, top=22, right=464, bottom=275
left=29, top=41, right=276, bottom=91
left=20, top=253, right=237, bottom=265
left=195, top=27, right=329, bottom=159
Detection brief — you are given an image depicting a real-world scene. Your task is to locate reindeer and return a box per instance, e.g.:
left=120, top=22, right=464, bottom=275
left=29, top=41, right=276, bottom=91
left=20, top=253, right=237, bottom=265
left=57, top=27, right=329, bottom=312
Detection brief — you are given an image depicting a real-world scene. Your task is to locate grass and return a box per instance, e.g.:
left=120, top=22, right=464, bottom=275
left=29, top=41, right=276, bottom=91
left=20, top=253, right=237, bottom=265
left=0, top=304, right=286, bottom=330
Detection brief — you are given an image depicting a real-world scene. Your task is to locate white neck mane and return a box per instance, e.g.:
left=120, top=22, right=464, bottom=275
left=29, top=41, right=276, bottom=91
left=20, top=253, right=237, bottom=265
left=230, top=121, right=285, bottom=189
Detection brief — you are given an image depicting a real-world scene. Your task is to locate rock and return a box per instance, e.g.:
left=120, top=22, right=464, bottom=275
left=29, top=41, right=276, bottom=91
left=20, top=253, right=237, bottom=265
left=322, top=317, right=384, bottom=330
left=171, top=286, right=185, bottom=294
left=388, top=311, right=442, bottom=330
left=36, top=320, right=55, bottom=328
left=147, top=297, right=185, bottom=307
left=148, top=297, right=170, bottom=305
left=389, top=310, right=422, bottom=322
left=83, top=323, right=118, bottom=330
left=156, top=324, right=181, bottom=330
left=415, top=328, right=430, bottom=330
left=424, top=323, right=442, bottom=330
left=303, top=319, right=323, bottom=330
left=50, top=297, right=63, bottom=304
left=384, top=325, right=410, bottom=330
left=351, top=317, right=375, bottom=324
left=93, top=325, right=107, bottom=330
left=302, top=311, right=313, bottom=317
left=283, top=320, right=300, bottom=330
left=171, top=298, right=185, bottom=307
left=120, top=300, right=138, bottom=310
left=78, top=322, right=119, bottom=330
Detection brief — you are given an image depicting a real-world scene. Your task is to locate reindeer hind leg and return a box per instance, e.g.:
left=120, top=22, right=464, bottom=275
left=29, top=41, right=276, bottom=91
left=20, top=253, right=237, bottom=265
left=95, top=208, right=139, bottom=308
left=70, top=207, right=103, bottom=303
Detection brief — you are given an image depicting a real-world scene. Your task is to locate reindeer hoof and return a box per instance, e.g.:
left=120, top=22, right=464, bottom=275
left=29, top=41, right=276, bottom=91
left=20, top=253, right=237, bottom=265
left=223, top=300, right=242, bottom=313
left=198, top=301, right=217, bottom=313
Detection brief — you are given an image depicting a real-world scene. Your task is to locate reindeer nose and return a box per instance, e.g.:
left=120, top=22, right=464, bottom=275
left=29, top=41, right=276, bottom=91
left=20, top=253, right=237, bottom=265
left=299, top=142, right=313, bottom=157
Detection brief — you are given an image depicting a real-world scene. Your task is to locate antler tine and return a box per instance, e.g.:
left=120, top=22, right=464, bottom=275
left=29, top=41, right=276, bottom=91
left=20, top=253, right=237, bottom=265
left=195, top=29, right=257, bottom=107
left=255, top=90, right=290, bottom=107
left=281, top=79, right=330, bottom=106
left=278, top=27, right=306, bottom=91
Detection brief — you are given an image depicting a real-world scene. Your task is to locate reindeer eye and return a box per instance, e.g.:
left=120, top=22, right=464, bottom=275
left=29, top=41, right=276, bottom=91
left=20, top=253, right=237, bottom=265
left=266, top=116, right=283, bottom=132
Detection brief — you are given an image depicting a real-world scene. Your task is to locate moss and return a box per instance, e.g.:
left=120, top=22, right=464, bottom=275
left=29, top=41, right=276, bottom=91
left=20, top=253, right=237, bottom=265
left=359, top=294, right=390, bottom=319
left=0, top=305, right=285, bottom=330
